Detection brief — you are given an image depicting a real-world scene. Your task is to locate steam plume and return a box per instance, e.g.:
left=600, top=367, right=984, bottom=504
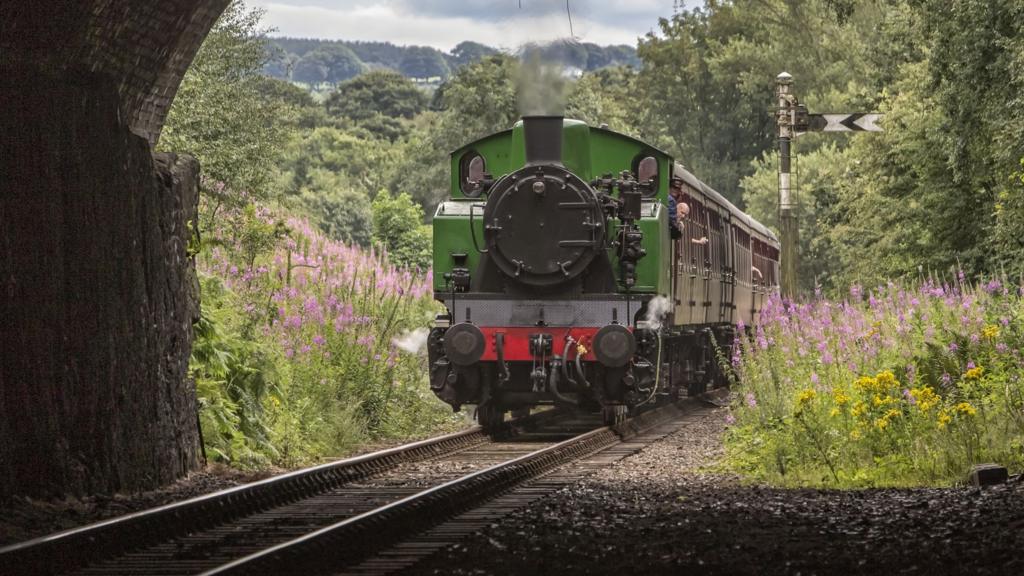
left=516, top=48, right=571, bottom=116
left=644, top=296, right=674, bottom=331
left=392, top=327, right=430, bottom=355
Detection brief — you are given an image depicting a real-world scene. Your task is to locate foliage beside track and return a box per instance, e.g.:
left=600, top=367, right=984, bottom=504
left=190, top=201, right=460, bottom=468
left=725, top=278, right=1024, bottom=487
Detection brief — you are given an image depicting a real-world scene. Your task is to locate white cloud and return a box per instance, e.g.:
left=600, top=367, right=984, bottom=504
left=248, top=1, right=690, bottom=51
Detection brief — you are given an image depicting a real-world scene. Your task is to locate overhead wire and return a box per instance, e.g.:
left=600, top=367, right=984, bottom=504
left=516, top=1, right=577, bottom=39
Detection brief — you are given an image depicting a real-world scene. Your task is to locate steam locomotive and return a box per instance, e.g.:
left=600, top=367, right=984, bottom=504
left=429, top=116, right=780, bottom=431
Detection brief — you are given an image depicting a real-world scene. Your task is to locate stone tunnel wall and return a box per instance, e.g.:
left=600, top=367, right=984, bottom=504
left=0, top=67, right=204, bottom=497
left=0, top=1, right=229, bottom=497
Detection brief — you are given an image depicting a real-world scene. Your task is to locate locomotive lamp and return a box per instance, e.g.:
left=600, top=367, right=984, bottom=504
left=593, top=324, right=636, bottom=367
left=443, top=323, right=485, bottom=366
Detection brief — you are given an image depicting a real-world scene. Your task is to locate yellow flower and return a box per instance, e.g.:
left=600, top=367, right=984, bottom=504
left=875, top=370, right=899, bottom=389
left=833, top=389, right=850, bottom=406
left=954, top=402, right=977, bottom=417
left=884, top=408, right=901, bottom=419
left=982, top=325, right=1000, bottom=339
left=871, top=394, right=898, bottom=408
left=854, top=376, right=878, bottom=393
left=937, top=409, right=952, bottom=428
left=829, top=407, right=841, bottom=417
left=796, top=388, right=817, bottom=412
left=875, top=417, right=889, bottom=430
left=850, top=428, right=863, bottom=440
left=964, top=366, right=984, bottom=380
left=910, top=386, right=940, bottom=412
left=852, top=401, right=868, bottom=418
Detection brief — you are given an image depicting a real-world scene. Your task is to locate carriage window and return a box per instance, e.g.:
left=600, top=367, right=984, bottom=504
left=459, top=151, right=485, bottom=197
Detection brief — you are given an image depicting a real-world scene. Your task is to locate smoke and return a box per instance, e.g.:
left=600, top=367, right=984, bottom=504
left=644, top=296, right=674, bottom=331
left=392, top=327, right=430, bottom=355
left=516, top=48, right=571, bottom=116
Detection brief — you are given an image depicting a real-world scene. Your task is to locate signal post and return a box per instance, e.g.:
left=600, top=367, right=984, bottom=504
left=775, top=72, right=798, bottom=298
left=773, top=72, right=883, bottom=297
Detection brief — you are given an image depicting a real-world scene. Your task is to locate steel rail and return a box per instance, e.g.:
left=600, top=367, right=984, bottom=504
left=201, top=402, right=687, bottom=575
left=0, top=427, right=489, bottom=575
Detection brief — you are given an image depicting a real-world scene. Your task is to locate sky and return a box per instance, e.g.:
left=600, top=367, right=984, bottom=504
left=248, top=1, right=702, bottom=51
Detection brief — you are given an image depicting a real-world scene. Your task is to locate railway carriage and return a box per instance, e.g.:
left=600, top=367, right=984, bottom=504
left=428, top=116, right=779, bottom=432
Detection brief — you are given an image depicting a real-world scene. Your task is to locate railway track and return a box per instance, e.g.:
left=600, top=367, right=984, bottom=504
left=0, top=401, right=706, bottom=576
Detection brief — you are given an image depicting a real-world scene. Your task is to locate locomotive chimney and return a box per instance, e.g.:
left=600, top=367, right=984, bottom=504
left=522, top=115, right=564, bottom=166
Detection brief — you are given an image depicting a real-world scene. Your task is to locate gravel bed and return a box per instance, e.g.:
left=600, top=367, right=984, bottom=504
left=414, top=408, right=1024, bottom=576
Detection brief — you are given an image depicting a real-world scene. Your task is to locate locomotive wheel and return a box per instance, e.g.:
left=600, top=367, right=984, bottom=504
left=602, top=404, right=628, bottom=426
left=478, top=403, right=505, bottom=435
left=687, top=378, right=707, bottom=397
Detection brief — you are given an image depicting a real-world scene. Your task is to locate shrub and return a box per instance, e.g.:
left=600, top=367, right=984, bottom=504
left=371, top=191, right=432, bottom=271
left=194, top=200, right=460, bottom=467
left=725, top=276, right=1024, bottom=487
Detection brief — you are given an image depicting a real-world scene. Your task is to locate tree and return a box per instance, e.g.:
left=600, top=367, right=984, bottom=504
left=325, top=70, right=427, bottom=121
left=292, top=45, right=365, bottom=84
left=449, top=41, right=498, bottom=68
left=372, top=192, right=432, bottom=270
left=389, top=54, right=520, bottom=209
left=399, top=46, right=450, bottom=80
left=913, top=0, right=1024, bottom=276
left=635, top=1, right=887, bottom=204
left=522, top=41, right=589, bottom=70
left=566, top=66, right=641, bottom=134
left=160, top=0, right=297, bottom=220
left=278, top=126, right=398, bottom=198
left=300, top=184, right=373, bottom=247
left=254, top=76, right=330, bottom=130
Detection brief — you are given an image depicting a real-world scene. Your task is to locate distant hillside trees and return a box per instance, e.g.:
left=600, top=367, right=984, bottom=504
left=520, top=41, right=641, bottom=72
left=263, top=37, right=640, bottom=84
left=399, top=46, right=451, bottom=80
left=291, top=44, right=365, bottom=84
left=324, top=71, right=428, bottom=141
left=449, top=41, right=498, bottom=68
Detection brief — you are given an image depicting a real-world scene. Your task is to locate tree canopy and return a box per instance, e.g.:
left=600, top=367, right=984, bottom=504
left=292, top=44, right=365, bottom=84
left=399, top=46, right=451, bottom=80
left=159, top=1, right=297, bottom=212
left=325, top=70, right=427, bottom=121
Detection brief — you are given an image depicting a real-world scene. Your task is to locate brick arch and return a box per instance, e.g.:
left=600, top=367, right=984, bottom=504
left=2, top=0, right=229, bottom=144
left=0, top=1, right=234, bottom=498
